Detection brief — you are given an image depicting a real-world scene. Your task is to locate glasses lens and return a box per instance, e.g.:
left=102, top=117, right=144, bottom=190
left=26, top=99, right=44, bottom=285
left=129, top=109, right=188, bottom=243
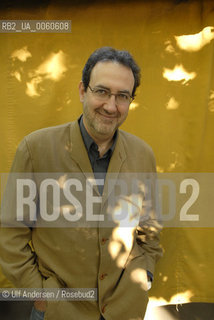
left=93, top=88, right=109, bottom=99
left=116, top=93, right=132, bottom=105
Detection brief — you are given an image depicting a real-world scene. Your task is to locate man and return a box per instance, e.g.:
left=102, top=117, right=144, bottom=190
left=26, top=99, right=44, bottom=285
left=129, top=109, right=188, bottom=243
left=0, top=47, right=162, bottom=320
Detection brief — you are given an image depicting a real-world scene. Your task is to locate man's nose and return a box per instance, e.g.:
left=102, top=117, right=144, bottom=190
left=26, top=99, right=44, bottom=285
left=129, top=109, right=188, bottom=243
left=103, top=94, right=118, bottom=113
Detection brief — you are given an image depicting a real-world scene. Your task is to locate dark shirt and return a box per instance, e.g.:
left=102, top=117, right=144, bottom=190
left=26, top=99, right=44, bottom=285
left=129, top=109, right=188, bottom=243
left=79, top=116, right=117, bottom=194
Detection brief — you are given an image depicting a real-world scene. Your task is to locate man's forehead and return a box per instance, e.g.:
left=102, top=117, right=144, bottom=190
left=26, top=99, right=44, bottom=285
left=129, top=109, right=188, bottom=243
left=90, top=61, right=135, bottom=89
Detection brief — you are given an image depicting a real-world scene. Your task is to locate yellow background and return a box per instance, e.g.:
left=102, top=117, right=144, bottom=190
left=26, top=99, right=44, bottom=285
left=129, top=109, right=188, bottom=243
left=0, top=0, right=214, bottom=305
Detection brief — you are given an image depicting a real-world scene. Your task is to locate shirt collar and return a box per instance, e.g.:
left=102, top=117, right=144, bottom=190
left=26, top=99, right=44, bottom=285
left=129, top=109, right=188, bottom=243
left=78, top=115, right=117, bottom=156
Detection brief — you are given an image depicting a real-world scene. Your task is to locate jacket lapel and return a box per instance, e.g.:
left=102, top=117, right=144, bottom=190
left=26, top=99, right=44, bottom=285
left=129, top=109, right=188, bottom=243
left=102, top=131, right=126, bottom=205
left=69, top=120, right=93, bottom=176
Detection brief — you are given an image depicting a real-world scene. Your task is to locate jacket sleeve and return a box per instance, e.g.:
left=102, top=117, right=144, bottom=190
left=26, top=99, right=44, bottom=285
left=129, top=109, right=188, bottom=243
left=0, top=138, right=43, bottom=288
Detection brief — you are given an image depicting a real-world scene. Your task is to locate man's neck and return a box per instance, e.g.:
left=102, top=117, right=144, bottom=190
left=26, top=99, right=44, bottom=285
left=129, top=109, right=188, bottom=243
left=83, top=119, right=114, bottom=157
left=89, top=131, right=114, bottom=158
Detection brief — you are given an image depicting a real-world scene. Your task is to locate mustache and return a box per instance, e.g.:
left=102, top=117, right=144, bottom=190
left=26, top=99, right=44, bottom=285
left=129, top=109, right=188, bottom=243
left=99, top=108, right=119, bottom=117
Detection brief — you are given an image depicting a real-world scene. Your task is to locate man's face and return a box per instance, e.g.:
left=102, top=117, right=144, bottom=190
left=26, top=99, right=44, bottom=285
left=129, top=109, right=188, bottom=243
left=79, top=61, right=135, bottom=140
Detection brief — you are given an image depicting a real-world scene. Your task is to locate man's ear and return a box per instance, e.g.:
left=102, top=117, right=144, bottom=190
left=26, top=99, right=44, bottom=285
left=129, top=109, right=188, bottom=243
left=79, top=81, right=86, bottom=103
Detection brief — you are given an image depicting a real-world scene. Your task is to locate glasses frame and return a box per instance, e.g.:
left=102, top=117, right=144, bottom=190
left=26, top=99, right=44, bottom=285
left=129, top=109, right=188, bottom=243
left=88, top=85, right=135, bottom=105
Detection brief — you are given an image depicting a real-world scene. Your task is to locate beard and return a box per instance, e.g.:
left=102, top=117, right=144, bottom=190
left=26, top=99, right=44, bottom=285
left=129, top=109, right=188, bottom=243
left=83, top=103, right=122, bottom=137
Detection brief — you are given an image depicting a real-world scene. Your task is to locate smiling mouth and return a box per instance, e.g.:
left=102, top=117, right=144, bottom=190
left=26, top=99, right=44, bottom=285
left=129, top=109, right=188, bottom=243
left=97, top=111, right=118, bottom=120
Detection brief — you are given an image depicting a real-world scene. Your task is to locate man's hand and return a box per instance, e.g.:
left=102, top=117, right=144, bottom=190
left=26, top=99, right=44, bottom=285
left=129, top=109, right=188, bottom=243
left=34, top=300, right=47, bottom=312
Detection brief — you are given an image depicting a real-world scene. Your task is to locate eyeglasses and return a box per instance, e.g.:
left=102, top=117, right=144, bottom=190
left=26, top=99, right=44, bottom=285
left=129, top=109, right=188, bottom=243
left=88, top=85, right=134, bottom=106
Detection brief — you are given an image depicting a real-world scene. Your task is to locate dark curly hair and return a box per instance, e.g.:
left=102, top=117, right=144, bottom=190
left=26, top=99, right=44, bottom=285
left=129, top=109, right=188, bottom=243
left=82, top=47, right=141, bottom=97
